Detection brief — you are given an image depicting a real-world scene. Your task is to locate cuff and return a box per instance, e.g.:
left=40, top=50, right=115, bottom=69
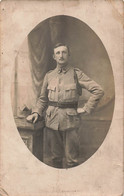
left=82, top=105, right=91, bottom=114
left=31, top=108, right=43, bottom=117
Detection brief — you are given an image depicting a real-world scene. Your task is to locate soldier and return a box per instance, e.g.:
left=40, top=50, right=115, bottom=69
left=27, top=43, right=104, bottom=168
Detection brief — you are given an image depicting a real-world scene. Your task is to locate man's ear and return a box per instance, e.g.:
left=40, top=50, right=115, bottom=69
left=53, top=54, right=55, bottom=60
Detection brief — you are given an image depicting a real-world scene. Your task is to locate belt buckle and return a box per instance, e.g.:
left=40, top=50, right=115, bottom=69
left=57, top=102, right=61, bottom=107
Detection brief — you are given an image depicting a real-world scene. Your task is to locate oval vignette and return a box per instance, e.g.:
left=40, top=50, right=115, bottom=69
left=11, top=15, right=115, bottom=169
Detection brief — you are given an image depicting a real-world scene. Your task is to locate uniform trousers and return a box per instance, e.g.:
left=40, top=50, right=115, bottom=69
left=44, top=127, right=79, bottom=168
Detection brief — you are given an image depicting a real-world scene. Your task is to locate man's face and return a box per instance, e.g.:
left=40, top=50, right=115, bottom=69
left=53, top=46, right=69, bottom=66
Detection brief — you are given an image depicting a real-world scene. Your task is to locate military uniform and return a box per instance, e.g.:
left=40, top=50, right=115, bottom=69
left=32, top=65, right=104, bottom=168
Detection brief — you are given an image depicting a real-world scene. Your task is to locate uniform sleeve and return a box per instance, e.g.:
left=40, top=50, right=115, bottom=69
left=32, top=73, right=48, bottom=116
left=76, top=69, right=104, bottom=114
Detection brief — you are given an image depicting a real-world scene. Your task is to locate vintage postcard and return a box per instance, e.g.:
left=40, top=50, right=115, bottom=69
left=0, top=0, right=123, bottom=196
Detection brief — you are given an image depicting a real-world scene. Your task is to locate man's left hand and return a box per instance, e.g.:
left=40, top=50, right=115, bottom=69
left=77, top=108, right=88, bottom=115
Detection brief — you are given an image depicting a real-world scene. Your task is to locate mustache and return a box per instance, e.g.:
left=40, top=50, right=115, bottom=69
left=59, top=58, right=64, bottom=60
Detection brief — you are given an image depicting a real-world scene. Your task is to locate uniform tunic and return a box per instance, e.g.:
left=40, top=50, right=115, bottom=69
left=32, top=65, right=104, bottom=131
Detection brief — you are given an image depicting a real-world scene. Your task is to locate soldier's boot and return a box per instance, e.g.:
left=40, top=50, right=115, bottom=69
left=52, top=159, right=63, bottom=168
left=66, top=161, right=79, bottom=168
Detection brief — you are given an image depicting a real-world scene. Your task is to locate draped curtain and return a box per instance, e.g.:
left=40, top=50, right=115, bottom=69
left=12, top=15, right=115, bottom=120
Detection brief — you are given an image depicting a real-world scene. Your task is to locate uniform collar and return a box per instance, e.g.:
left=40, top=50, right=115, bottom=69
left=56, top=64, right=71, bottom=74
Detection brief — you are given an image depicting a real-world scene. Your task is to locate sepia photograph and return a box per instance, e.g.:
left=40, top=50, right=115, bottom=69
left=1, top=1, right=123, bottom=196
left=11, top=15, right=115, bottom=169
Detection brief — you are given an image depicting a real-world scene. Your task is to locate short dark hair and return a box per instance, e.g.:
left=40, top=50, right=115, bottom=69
left=53, top=43, right=70, bottom=55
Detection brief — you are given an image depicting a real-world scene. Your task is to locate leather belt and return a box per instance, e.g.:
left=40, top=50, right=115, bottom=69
left=48, top=101, right=78, bottom=108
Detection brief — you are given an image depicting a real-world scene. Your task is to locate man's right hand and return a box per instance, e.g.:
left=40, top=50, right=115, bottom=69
left=26, top=113, right=39, bottom=124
